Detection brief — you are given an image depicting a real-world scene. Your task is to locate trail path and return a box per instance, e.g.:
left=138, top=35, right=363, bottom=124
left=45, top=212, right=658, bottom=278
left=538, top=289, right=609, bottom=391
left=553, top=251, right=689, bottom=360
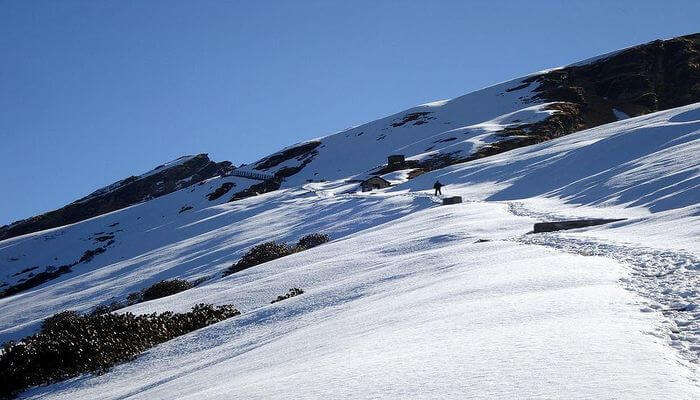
left=506, top=200, right=699, bottom=370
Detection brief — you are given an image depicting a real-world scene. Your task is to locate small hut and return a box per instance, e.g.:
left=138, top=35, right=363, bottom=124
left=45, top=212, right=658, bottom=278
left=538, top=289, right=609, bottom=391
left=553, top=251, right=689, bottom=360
left=361, top=176, right=391, bottom=192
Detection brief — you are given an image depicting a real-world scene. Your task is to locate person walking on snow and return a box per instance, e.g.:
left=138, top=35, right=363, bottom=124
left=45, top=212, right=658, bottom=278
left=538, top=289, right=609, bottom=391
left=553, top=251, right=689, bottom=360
left=433, top=180, right=443, bottom=196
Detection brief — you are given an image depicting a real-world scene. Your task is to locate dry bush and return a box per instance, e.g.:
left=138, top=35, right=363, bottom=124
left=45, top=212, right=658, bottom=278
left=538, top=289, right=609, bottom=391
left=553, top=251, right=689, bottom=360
left=0, top=304, right=239, bottom=399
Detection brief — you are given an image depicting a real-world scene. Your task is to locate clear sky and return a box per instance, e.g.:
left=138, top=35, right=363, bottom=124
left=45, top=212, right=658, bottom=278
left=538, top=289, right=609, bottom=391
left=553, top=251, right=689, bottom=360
left=1, top=0, right=698, bottom=225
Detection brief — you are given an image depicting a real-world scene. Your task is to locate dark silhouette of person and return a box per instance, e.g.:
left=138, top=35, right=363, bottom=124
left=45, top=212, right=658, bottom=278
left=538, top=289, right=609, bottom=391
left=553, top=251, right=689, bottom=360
left=433, top=180, right=443, bottom=196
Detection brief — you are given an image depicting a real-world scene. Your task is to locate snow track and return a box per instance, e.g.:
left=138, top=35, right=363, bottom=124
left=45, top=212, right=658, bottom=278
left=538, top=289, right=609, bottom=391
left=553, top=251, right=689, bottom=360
left=517, top=233, right=699, bottom=366
left=505, top=200, right=699, bottom=370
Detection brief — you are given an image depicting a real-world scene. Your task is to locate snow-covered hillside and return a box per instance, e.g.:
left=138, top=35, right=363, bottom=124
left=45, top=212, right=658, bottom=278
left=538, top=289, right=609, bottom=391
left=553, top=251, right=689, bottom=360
left=239, top=33, right=699, bottom=188
left=18, top=202, right=700, bottom=399
left=240, top=78, right=556, bottom=185
left=0, top=101, right=698, bottom=398
left=1, top=33, right=699, bottom=398
left=402, top=103, right=700, bottom=213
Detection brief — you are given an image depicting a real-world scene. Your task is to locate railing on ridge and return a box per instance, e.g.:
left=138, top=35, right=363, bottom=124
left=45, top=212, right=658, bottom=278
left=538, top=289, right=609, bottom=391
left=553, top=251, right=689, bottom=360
left=228, top=169, right=276, bottom=181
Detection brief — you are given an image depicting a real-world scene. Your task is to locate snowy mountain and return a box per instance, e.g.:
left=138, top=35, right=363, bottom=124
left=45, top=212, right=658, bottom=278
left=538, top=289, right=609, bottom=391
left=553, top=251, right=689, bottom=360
left=242, top=32, right=699, bottom=187
left=2, top=33, right=697, bottom=241
left=0, top=34, right=699, bottom=399
left=0, top=154, right=233, bottom=241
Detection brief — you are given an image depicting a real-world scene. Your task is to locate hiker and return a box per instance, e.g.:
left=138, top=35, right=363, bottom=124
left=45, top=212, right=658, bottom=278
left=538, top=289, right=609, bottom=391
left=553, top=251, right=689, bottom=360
left=433, top=180, right=443, bottom=196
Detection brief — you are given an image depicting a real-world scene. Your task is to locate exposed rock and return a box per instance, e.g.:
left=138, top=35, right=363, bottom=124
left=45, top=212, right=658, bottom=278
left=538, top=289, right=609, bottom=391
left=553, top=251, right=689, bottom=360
left=228, top=179, right=282, bottom=202
left=391, top=112, right=435, bottom=127
left=0, top=245, right=110, bottom=298
left=254, top=141, right=321, bottom=171
left=425, top=33, right=699, bottom=170
left=469, top=102, right=584, bottom=160
left=530, top=33, right=699, bottom=120
left=532, top=218, right=626, bottom=233
left=0, top=154, right=233, bottom=241
left=206, top=182, right=235, bottom=201
left=178, top=205, right=194, bottom=213
left=488, top=33, right=700, bottom=151
left=0, top=264, right=72, bottom=299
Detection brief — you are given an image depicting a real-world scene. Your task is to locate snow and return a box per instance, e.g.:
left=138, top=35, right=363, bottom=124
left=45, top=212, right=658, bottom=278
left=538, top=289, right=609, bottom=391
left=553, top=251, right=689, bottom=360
left=237, top=74, right=548, bottom=185
left=401, top=103, right=700, bottom=214
left=380, top=169, right=412, bottom=185
left=396, top=103, right=559, bottom=162
left=1, top=68, right=699, bottom=399
left=0, top=182, right=432, bottom=342
left=18, top=203, right=699, bottom=399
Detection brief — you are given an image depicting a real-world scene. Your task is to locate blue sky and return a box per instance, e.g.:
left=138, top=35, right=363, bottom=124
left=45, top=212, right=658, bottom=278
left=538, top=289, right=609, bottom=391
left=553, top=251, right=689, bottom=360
left=1, top=0, right=698, bottom=225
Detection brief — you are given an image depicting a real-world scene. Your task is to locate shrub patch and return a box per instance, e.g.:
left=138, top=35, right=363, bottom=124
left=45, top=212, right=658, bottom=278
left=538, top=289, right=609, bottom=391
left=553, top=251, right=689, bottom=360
left=224, top=241, right=294, bottom=276
left=90, top=279, right=198, bottom=315
left=271, top=288, right=304, bottom=304
left=223, top=233, right=330, bottom=277
left=295, top=233, right=330, bottom=251
left=141, top=279, right=195, bottom=302
left=0, top=304, right=239, bottom=399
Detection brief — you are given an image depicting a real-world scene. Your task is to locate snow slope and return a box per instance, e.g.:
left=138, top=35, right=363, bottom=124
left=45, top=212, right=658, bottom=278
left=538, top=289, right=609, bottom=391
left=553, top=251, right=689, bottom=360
left=19, top=201, right=699, bottom=399
left=0, top=103, right=697, bottom=398
left=401, top=103, right=700, bottom=214
left=241, top=76, right=556, bottom=185
left=0, top=34, right=698, bottom=396
left=0, top=180, right=433, bottom=342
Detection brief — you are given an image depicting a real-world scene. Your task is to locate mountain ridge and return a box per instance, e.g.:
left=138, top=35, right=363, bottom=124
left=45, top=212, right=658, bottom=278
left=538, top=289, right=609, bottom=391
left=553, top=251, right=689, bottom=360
left=2, top=33, right=698, bottom=241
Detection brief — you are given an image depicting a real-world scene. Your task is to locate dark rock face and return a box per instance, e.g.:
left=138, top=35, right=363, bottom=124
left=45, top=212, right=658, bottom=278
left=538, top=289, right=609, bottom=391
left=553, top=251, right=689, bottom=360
left=0, top=265, right=73, bottom=299
left=390, top=112, right=435, bottom=127
left=469, top=102, right=585, bottom=160
left=483, top=33, right=700, bottom=154
left=228, top=178, right=282, bottom=202
left=424, top=33, right=700, bottom=170
left=533, top=33, right=699, bottom=120
left=254, top=141, right=321, bottom=171
left=207, top=182, right=236, bottom=201
left=0, top=154, right=233, bottom=241
left=245, top=141, right=320, bottom=186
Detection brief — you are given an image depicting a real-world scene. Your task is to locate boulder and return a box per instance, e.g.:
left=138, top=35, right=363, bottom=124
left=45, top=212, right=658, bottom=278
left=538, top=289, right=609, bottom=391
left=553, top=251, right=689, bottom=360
left=442, top=196, right=463, bottom=205
left=533, top=218, right=625, bottom=233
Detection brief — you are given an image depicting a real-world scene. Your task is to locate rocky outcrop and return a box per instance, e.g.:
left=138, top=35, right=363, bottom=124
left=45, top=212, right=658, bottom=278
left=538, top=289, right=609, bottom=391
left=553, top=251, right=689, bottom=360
left=532, top=33, right=699, bottom=120
left=207, top=182, right=236, bottom=201
left=229, top=178, right=282, bottom=202
left=0, top=244, right=111, bottom=299
left=486, top=33, right=699, bottom=152
left=254, top=141, right=321, bottom=171
left=427, top=33, right=700, bottom=169
left=378, top=34, right=699, bottom=178
left=0, top=154, right=233, bottom=241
